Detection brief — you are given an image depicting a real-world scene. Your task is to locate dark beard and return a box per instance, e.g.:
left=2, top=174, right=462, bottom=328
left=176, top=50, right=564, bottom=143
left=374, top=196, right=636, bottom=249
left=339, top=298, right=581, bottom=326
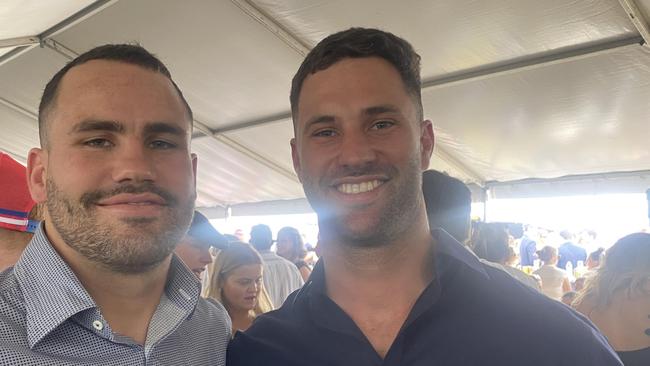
left=46, top=179, right=194, bottom=274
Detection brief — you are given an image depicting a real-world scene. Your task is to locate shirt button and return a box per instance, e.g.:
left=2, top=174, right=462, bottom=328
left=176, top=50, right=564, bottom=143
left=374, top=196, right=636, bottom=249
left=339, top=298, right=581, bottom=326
left=92, top=320, right=104, bottom=331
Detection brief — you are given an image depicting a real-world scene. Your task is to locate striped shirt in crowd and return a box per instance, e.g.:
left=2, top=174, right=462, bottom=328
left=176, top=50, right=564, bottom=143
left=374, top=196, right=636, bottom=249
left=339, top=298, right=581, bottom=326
left=259, top=250, right=304, bottom=308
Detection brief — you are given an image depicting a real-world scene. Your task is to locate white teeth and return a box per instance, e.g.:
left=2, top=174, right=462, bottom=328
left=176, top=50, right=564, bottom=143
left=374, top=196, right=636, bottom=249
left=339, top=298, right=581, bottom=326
left=337, top=180, right=383, bottom=194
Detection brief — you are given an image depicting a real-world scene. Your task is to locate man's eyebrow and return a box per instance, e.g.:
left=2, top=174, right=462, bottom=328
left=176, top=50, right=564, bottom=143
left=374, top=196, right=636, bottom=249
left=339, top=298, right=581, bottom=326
left=304, top=115, right=336, bottom=131
left=70, top=120, right=124, bottom=134
left=143, top=122, right=186, bottom=137
left=363, top=105, right=401, bottom=116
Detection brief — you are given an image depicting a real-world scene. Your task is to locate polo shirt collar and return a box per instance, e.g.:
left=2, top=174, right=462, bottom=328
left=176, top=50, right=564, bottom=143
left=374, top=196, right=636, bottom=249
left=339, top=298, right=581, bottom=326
left=14, top=224, right=201, bottom=348
left=432, top=228, right=489, bottom=279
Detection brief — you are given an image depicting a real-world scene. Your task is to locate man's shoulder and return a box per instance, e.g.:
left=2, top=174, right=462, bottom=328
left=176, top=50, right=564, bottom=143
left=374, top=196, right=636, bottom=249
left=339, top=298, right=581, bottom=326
left=195, top=297, right=232, bottom=331
left=470, top=263, right=618, bottom=360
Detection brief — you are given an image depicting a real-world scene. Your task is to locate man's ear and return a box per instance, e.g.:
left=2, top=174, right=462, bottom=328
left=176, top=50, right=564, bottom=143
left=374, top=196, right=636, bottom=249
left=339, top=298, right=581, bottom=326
left=290, top=138, right=302, bottom=182
left=420, top=120, right=435, bottom=169
left=27, top=148, right=48, bottom=203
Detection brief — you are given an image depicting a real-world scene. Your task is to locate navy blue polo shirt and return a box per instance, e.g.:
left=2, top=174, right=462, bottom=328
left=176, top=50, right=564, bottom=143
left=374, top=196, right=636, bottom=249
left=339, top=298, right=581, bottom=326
left=228, top=230, right=621, bottom=366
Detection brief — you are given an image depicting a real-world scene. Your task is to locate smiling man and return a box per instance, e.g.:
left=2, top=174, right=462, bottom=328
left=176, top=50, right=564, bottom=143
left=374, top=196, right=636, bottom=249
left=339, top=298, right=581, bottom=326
left=227, top=28, right=622, bottom=365
left=0, top=45, right=230, bottom=365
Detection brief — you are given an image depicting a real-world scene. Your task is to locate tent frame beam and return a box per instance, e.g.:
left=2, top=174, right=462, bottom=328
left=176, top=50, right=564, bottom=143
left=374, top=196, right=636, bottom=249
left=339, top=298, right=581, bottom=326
left=230, top=0, right=310, bottom=56
left=0, top=0, right=118, bottom=67
left=618, top=0, right=650, bottom=47
left=485, top=169, right=650, bottom=188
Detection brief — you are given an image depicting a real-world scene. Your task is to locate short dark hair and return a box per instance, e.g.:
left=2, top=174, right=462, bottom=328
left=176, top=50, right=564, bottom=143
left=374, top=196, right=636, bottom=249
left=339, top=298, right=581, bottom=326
left=290, top=27, right=423, bottom=124
left=250, top=224, right=273, bottom=251
left=38, top=44, right=193, bottom=148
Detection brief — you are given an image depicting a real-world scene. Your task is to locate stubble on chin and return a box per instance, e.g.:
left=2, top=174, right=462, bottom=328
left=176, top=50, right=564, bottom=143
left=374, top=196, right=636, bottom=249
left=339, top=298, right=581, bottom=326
left=46, top=179, right=194, bottom=274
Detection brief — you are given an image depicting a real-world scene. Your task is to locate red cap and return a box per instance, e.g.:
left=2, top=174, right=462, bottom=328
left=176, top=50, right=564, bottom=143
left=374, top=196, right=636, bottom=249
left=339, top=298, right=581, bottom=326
left=0, top=152, right=36, bottom=232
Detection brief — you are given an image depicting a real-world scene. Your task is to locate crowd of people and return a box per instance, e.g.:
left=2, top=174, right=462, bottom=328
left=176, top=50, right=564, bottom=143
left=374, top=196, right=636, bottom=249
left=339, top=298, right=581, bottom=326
left=0, top=26, right=647, bottom=365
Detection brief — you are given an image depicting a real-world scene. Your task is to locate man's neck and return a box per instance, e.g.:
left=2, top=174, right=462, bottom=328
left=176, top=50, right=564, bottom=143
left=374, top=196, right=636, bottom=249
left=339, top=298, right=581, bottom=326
left=321, top=213, right=434, bottom=358
left=44, top=222, right=170, bottom=345
left=323, top=223, right=434, bottom=307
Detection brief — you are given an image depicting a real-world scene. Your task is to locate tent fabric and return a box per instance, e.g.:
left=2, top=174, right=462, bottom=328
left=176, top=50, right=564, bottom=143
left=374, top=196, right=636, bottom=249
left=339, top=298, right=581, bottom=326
left=1, top=0, right=650, bottom=214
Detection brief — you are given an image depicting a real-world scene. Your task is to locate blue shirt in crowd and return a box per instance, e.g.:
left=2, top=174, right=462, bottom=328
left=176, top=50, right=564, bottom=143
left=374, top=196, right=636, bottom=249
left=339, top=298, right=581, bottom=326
left=558, top=241, right=587, bottom=270
left=228, top=229, right=621, bottom=366
left=0, top=225, right=231, bottom=365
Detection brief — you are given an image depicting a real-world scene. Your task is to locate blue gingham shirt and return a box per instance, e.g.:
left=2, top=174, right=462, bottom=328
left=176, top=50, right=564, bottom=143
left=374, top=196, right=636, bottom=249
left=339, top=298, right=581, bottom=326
left=0, top=225, right=231, bottom=365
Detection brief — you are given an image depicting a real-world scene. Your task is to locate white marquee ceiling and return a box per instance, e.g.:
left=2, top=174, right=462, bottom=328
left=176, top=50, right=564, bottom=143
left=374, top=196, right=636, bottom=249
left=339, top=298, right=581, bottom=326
left=1, top=0, right=649, bottom=213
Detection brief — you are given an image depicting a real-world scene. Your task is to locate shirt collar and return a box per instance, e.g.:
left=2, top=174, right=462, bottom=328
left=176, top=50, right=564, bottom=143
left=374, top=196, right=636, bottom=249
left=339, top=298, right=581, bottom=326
left=432, top=228, right=489, bottom=278
left=305, top=228, right=489, bottom=298
left=296, top=229, right=488, bottom=335
left=14, top=224, right=202, bottom=348
left=14, top=224, right=97, bottom=348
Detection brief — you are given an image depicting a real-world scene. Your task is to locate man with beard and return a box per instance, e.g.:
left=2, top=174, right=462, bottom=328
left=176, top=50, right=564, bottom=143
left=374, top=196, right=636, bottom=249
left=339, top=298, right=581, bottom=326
left=0, top=45, right=230, bottom=365
left=227, top=28, right=621, bottom=365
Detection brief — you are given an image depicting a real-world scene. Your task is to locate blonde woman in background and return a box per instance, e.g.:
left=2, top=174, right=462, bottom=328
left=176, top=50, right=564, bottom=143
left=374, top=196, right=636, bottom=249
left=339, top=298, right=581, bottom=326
left=574, top=233, right=650, bottom=366
left=203, top=242, right=274, bottom=334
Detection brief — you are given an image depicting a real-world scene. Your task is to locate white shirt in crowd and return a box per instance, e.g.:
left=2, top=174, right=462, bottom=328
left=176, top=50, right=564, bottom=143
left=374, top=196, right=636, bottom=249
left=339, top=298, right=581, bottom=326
left=534, top=264, right=569, bottom=300
left=259, top=251, right=304, bottom=308
left=481, top=259, right=541, bottom=291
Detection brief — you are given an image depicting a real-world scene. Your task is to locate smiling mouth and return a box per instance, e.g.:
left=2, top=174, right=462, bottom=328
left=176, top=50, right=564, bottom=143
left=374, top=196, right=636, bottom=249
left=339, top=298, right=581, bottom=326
left=336, top=180, right=384, bottom=194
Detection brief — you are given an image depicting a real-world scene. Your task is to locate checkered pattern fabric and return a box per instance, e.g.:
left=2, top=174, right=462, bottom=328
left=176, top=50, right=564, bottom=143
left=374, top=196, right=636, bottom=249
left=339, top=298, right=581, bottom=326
left=0, top=225, right=231, bottom=365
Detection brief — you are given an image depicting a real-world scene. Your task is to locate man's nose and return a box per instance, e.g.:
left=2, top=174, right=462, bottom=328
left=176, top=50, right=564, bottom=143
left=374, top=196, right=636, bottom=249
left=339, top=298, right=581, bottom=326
left=111, top=142, right=156, bottom=183
left=337, top=129, right=377, bottom=169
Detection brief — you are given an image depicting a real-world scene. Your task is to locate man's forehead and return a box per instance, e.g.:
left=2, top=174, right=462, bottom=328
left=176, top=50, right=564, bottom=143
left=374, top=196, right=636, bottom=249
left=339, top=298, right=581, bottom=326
left=52, top=60, right=191, bottom=131
left=56, top=60, right=177, bottom=102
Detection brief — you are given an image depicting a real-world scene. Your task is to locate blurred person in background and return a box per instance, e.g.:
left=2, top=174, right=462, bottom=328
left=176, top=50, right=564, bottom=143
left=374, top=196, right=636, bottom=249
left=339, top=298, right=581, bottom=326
left=519, top=225, right=538, bottom=267
left=422, top=170, right=471, bottom=244
left=472, top=223, right=540, bottom=291
left=562, top=291, right=578, bottom=306
left=558, top=230, right=587, bottom=270
left=574, top=277, right=587, bottom=292
left=249, top=224, right=303, bottom=308
left=574, top=233, right=650, bottom=365
left=204, top=242, right=273, bottom=334
left=0, top=152, right=40, bottom=271
left=175, top=211, right=227, bottom=279
left=276, top=226, right=312, bottom=281
left=586, top=247, right=606, bottom=271
left=534, top=246, right=571, bottom=300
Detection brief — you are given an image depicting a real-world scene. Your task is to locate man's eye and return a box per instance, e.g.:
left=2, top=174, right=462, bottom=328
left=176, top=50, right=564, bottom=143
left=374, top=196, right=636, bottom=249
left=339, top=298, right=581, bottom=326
left=149, top=140, right=176, bottom=149
left=371, top=120, right=394, bottom=130
left=313, top=129, right=337, bottom=137
left=84, top=139, right=113, bottom=148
